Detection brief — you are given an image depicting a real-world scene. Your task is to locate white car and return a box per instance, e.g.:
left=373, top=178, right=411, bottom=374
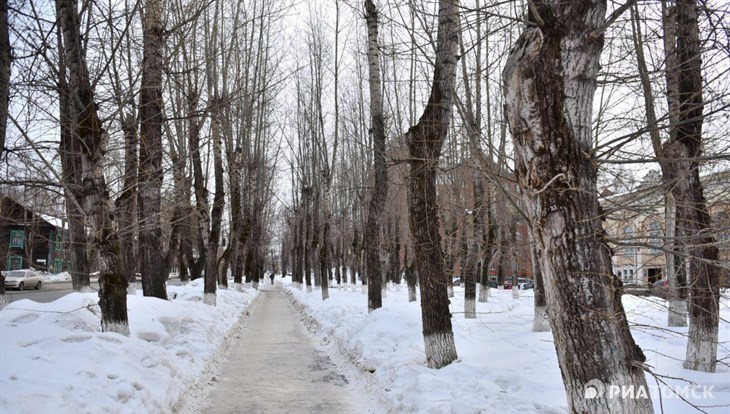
left=3, top=269, right=43, bottom=291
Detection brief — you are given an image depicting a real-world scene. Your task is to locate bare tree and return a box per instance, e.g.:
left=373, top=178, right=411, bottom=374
left=662, top=0, right=720, bottom=373
left=502, top=1, right=652, bottom=411
left=0, top=0, right=8, bottom=306
left=364, top=0, right=388, bottom=312
left=57, top=0, right=129, bottom=334
left=138, top=0, right=168, bottom=299
left=406, top=0, right=460, bottom=369
left=0, top=0, right=8, bottom=160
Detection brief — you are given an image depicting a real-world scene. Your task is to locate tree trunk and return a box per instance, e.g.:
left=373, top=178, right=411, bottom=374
left=138, top=0, right=167, bottom=299
left=204, top=99, right=225, bottom=305
left=0, top=0, right=7, bottom=306
left=665, top=193, right=687, bottom=326
left=406, top=263, right=417, bottom=302
left=56, top=21, right=90, bottom=293
left=631, top=2, right=688, bottom=327
left=530, top=241, right=549, bottom=332
left=463, top=209, right=477, bottom=319
left=116, top=115, right=138, bottom=294
left=57, top=0, right=128, bottom=335
left=661, top=2, right=690, bottom=330
left=479, top=182, right=495, bottom=302
left=406, top=0, right=459, bottom=369
left=352, top=226, right=360, bottom=290
left=662, top=0, right=719, bottom=373
left=0, top=0, right=8, bottom=160
left=363, top=0, right=388, bottom=313
left=320, top=204, right=330, bottom=300
left=502, top=2, right=652, bottom=411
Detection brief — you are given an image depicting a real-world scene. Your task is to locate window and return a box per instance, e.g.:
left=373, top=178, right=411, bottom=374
left=647, top=221, right=662, bottom=254
left=623, top=225, right=636, bottom=256
left=7, top=256, right=23, bottom=270
left=55, top=233, right=63, bottom=251
left=54, top=258, right=63, bottom=274
left=9, top=229, right=25, bottom=248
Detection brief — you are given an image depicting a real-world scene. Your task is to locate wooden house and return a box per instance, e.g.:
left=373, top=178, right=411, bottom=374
left=0, top=195, right=66, bottom=273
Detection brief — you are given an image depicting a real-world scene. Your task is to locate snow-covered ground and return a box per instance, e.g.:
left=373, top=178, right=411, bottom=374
left=0, top=280, right=258, bottom=414
left=42, top=271, right=72, bottom=282
left=1, top=274, right=727, bottom=414
left=284, top=278, right=730, bottom=413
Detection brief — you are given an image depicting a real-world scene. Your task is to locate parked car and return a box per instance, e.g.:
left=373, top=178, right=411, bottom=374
left=650, top=279, right=669, bottom=300
left=622, top=283, right=650, bottom=297
left=452, top=277, right=461, bottom=286
left=3, top=269, right=43, bottom=290
left=517, top=278, right=534, bottom=290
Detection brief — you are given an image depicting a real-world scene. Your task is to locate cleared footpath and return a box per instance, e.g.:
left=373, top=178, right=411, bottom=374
left=201, top=283, right=366, bottom=414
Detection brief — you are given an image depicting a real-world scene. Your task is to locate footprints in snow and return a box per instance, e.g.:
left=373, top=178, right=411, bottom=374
left=307, top=353, right=350, bottom=386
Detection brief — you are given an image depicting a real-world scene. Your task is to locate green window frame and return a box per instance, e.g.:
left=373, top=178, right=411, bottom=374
left=7, top=255, right=23, bottom=270
left=55, top=233, right=63, bottom=251
left=9, top=229, right=25, bottom=248
left=54, top=258, right=63, bottom=274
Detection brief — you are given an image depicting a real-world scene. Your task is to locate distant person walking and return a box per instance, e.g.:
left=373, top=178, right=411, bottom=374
left=270, top=273, right=275, bottom=285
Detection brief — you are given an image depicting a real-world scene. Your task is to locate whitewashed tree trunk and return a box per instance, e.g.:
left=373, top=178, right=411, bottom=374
left=632, top=2, right=688, bottom=328
left=406, top=0, right=460, bottom=369
left=665, top=193, right=687, bottom=327
left=478, top=285, right=490, bottom=302
left=530, top=242, right=549, bottom=332
left=661, top=0, right=719, bottom=372
left=503, top=2, right=652, bottom=411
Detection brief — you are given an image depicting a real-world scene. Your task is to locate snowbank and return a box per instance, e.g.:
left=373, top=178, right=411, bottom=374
left=42, top=272, right=72, bottom=282
left=283, top=279, right=730, bottom=413
left=0, top=280, right=258, bottom=414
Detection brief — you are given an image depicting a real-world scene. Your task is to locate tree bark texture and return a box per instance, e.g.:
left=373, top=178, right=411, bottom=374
left=0, top=0, right=8, bottom=159
left=661, top=0, right=720, bottom=373
left=406, top=0, right=459, bottom=369
left=502, top=2, right=652, bottom=411
left=205, top=99, right=225, bottom=305
left=115, top=115, right=138, bottom=291
left=363, top=0, right=388, bottom=313
left=0, top=0, right=7, bottom=303
left=631, top=2, right=688, bottom=327
left=530, top=241, right=549, bottom=332
left=57, top=0, right=128, bottom=334
left=463, top=208, right=477, bottom=318
left=56, top=21, right=90, bottom=292
left=138, top=0, right=167, bottom=299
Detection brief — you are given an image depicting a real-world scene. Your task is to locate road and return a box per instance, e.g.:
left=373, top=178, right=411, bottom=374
left=4, top=279, right=184, bottom=304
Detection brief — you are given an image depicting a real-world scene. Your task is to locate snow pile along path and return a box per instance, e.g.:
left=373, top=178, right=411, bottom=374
left=283, top=278, right=730, bottom=414
left=0, top=279, right=258, bottom=414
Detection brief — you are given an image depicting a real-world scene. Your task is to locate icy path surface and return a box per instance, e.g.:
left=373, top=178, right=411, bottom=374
left=201, top=284, right=368, bottom=414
